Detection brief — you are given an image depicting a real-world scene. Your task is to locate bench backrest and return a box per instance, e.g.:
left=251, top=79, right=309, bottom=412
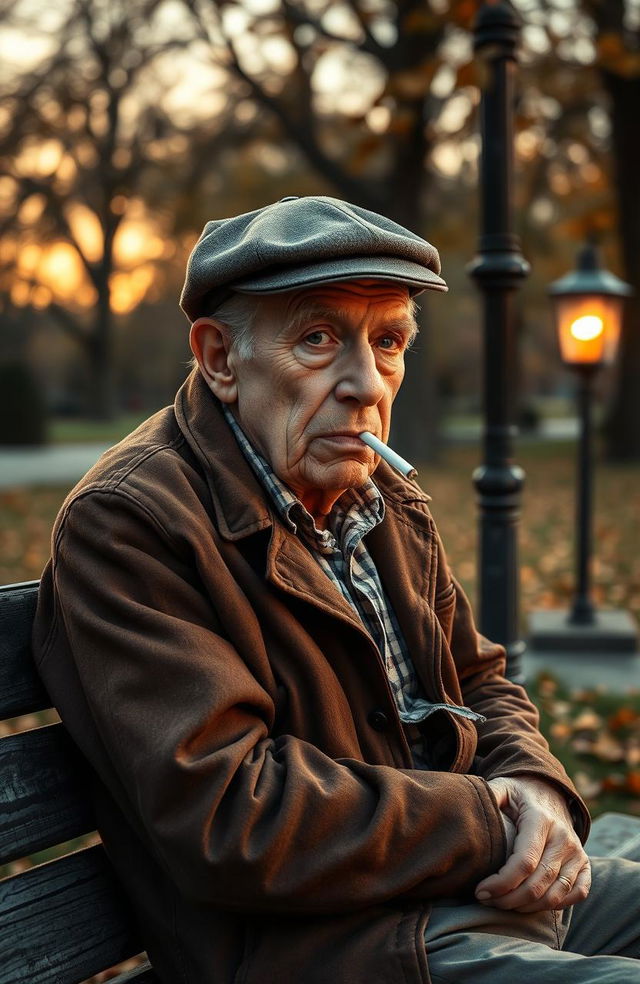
left=0, top=581, right=157, bottom=984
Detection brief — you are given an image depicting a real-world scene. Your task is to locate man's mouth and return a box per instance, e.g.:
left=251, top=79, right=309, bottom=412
left=314, top=432, right=374, bottom=454
left=317, top=432, right=373, bottom=445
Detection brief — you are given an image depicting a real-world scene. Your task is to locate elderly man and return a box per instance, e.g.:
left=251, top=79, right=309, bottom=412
left=34, top=196, right=639, bottom=984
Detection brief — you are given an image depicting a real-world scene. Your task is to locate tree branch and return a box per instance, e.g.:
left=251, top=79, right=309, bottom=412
left=346, top=0, right=386, bottom=59
left=17, top=175, right=101, bottom=286
left=188, top=0, right=383, bottom=207
left=281, top=0, right=385, bottom=62
left=48, top=301, right=88, bottom=346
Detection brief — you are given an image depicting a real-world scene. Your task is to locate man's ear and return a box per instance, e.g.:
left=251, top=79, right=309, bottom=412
left=189, top=318, right=238, bottom=403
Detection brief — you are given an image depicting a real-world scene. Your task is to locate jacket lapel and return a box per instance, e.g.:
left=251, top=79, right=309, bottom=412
left=266, top=522, right=376, bottom=637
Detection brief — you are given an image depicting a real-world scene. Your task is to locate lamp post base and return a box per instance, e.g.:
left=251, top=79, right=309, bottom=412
left=568, top=595, right=597, bottom=626
left=528, top=608, right=639, bottom=653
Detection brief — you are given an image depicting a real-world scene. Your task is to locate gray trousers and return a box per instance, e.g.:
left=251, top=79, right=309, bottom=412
left=425, top=857, right=640, bottom=982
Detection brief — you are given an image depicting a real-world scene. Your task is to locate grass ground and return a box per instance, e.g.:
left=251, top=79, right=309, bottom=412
left=530, top=673, right=640, bottom=819
left=49, top=413, right=148, bottom=445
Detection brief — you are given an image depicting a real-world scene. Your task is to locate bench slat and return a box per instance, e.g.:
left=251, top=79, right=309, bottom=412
left=0, top=845, right=145, bottom=984
left=108, top=965, right=158, bottom=983
left=0, top=582, right=50, bottom=719
left=0, top=724, right=95, bottom=865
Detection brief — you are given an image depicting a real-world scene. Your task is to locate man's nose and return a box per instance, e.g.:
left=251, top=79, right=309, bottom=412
left=334, top=344, right=386, bottom=406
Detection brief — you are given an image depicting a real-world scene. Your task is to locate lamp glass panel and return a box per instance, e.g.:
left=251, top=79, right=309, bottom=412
left=555, top=294, right=622, bottom=365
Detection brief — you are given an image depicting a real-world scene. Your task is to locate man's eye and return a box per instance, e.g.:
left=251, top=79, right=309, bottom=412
left=378, top=335, right=401, bottom=351
left=305, top=330, right=331, bottom=345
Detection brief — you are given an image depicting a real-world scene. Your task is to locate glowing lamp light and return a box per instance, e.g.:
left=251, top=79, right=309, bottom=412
left=571, top=316, right=602, bottom=341
left=547, top=243, right=632, bottom=628
left=549, top=243, right=631, bottom=368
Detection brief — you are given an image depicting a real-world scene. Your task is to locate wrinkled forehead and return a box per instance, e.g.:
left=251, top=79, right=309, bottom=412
left=290, top=278, right=411, bottom=302
left=262, top=279, right=415, bottom=326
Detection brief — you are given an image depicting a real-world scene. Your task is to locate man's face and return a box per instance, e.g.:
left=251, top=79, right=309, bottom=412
left=225, top=280, right=416, bottom=523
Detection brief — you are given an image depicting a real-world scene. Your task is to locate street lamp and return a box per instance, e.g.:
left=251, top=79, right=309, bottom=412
left=469, top=0, right=529, bottom=683
left=549, top=242, right=632, bottom=626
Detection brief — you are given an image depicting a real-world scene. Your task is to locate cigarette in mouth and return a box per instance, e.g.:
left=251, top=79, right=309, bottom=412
left=358, top=431, right=418, bottom=480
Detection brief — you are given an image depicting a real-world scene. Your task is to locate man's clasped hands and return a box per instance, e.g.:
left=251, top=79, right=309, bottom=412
left=476, top=776, right=592, bottom=914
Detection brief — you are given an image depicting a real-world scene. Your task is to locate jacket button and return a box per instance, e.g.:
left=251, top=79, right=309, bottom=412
left=368, top=709, right=390, bottom=732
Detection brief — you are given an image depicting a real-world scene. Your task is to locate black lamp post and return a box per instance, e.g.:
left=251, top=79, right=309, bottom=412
left=548, top=243, right=632, bottom=627
left=469, top=0, right=530, bottom=682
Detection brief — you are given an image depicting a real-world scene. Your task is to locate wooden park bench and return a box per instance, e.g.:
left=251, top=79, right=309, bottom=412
left=0, top=581, right=156, bottom=984
left=1, top=579, right=639, bottom=983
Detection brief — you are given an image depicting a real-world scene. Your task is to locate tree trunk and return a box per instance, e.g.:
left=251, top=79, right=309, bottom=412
left=384, top=197, right=442, bottom=466
left=601, top=70, right=640, bottom=461
left=376, top=98, right=441, bottom=464
left=86, top=279, right=116, bottom=420
left=388, top=296, right=441, bottom=465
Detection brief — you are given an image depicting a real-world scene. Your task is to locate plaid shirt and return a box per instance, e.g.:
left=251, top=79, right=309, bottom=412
left=222, top=405, right=483, bottom=768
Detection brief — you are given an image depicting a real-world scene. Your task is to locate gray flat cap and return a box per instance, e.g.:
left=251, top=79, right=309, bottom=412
left=180, top=195, right=447, bottom=321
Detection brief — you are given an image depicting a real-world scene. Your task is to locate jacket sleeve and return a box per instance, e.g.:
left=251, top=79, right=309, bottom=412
left=433, top=533, right=591, bottom=844
left=35, top=486, right=510, bottom=915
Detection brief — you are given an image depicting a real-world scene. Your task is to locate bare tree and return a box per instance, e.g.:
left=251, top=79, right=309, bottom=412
left=580, top=0, right=640, bottom=460
left=0, top=0, right=241, bottom=418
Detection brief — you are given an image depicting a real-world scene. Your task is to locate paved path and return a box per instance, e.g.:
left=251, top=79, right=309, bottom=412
left=523, top=648, right=640, bottom=692
left=442, top=417, right=579, bottom=443
left=0, top=418, right=581, bottom=491
left=0, top=443, right=112, bottom=491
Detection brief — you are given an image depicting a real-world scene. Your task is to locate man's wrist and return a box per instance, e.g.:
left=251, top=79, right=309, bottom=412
left=499, top=772, right=589, bottom=839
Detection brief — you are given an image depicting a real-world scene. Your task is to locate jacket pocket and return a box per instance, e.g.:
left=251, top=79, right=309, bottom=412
left=434, top=580, right=456, bottom=639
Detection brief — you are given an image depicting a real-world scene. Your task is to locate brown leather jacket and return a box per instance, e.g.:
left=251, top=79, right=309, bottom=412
left=33, top=369, right=589, bottom=984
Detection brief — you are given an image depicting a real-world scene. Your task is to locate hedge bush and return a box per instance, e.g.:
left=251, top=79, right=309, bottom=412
left=0, top=363, right=47, bottom=446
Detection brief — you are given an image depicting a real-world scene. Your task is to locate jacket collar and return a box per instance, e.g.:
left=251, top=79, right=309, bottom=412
left=174, top=367, right=433, bottom=541
left=174, top=368, right=273, bottom=540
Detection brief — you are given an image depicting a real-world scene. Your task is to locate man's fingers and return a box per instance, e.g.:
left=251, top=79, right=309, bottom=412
left=479, top=851, right=564, bottom=910
left=514, top=858, right=592, bottom=914
left=476, top=816, right=589, bottom=911
left=476, top=815, right=545, bottom=900
left=479, top=838, right=589, bottom=911
left=564, top=859, right=592, bottom=905
left=475, top=847, right=541, bottom=900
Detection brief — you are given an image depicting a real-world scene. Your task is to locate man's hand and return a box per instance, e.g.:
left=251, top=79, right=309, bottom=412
left=475, top=775, right=591, bottom=913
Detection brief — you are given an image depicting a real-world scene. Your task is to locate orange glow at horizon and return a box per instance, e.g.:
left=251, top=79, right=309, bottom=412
left=111, top=264, right=156, bottom=314
left=66, top=203, right=103, bottom=263
left=114, top=222, right=166, bottom=267
left=11, top=207, right=173, bottom=315
left=39, top=242, right=84, bottom=290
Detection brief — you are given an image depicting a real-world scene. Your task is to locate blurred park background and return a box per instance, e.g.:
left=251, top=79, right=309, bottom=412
left=1, top=0, right=640, bottom=868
